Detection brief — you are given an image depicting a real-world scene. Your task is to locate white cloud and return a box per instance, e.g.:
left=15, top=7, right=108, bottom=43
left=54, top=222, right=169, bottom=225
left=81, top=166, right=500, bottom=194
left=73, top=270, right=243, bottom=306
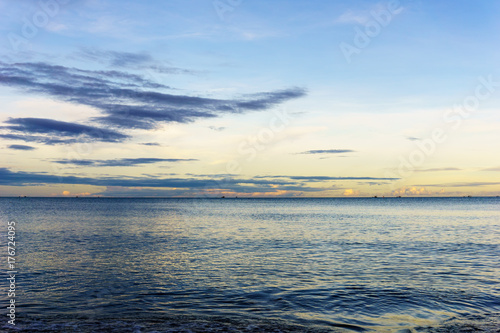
left=335, top=2, right=404, bottom=25
left=392, top=186, right=444, bottom=196
left=336, top=10, right=372, bottom=25
left=46, top=22, right=68, bottom=32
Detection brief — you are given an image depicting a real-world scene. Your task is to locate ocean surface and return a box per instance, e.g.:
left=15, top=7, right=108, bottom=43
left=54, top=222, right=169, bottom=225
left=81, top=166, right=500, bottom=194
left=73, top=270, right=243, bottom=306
left=0, top=197, right=499, bottom=332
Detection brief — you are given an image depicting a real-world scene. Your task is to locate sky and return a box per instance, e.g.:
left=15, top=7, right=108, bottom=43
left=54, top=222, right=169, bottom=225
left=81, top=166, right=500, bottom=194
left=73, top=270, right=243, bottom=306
left=0, top=0, right=499, bottom=197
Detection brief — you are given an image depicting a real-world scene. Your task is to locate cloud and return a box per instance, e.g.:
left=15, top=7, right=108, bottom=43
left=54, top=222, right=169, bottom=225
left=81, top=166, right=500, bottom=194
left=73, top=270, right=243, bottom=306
left=290, top=175, right=397, bottom=181
left=392, top=187, right=438, bottom=196
left=141, top=173, right=178, bottom=178
left=255, top=175, right=399, bottom=181
left=93, top=186, right=320, bottom=198
left=414, top=167, right=461, bottom=172
left=343, top=189, right=360, bottom=196
left=416, top=182, right=500, bottom=188
left=0, top=168, right=309, bottom=191
left=7, top=144, right=36, bottom=150
left=235, top=89, right=306, bottom=111
left=482, top=166, right=500, bottom=172
left=76, top=49, right=153, bottom=67
left=139, top=142, right=161, bottom=146
left=54, top=160, right=95, bottom=166
left=0, top=167, right=405, bottom=196
left=335, top=3, right=403, bottom=25
left=1, top=117, right=129, bottom=144
left=185, top=173, right=238, bottom=178
left=0, top=133, right=81, bottom=145
left=406, top=136, right=421, bottom=141
left=298, top=149, right=355, bottom=155
left=53, top=158, right=198, bottom=167
left=0, top=61, right=306, bottom=131
left=74, top=48, right=198, bottom=75
left=93, top=187, right=194, bottom=197
left=358, top=181, right=390, bottom=186
left=209, top=126, right=226, bottom=131
left=0, top=60, right=167, bottom=89
left=336, top=10, right=372, bottom=25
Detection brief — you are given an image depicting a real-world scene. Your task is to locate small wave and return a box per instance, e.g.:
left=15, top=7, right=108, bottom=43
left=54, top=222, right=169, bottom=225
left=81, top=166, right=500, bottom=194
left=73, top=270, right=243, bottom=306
left=418, top=312, right=500, bottom=333
left=0, top=316, right=338, bottom=333
left=2, top=313, right=499, bottom=333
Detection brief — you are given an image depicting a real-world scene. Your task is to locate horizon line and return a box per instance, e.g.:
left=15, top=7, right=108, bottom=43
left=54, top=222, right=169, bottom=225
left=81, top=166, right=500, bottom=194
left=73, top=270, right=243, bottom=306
left=1, top=195, right=498, bottom=199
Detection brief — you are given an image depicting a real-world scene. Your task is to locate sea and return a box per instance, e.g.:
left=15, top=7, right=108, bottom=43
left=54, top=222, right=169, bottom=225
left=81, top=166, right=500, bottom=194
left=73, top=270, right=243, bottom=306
left=0, top=197, right=498, bottom=332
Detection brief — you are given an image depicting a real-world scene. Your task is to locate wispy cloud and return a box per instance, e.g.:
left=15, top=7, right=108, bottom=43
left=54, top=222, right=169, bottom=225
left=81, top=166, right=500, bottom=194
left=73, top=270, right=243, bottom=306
left=335, top=2, right=403, bottom=25
left=7, top=144, right=36, bottom=150
left=255, top=175, right=398, bottom=181
left=392, top=187, right=438, bottom=196
left=93, top=185, right=321, bottom=198
left=336, top=10, right=372, bottom=25
left=289, top=175, right=397, bottom=181
left=0, top=168, right=325, bottom=195
left=416, top=182, right=500, bottom=188
left=298, top=149, right=355, bottom=155
left=76, top=48, right=153, bottom=67
left=482, top=166, right=500, bottom=172
left=73, top=48, right=199, bottom=75
left=0, top=61, right=307, bottom=132
left=209, top=126, right=226, bottom=131
left=53, top=158, right=198, bottom=167
left=358, top=181, right=390, bottom=186
left=414, top=168, right=461, bottom=172
left=1, top=118, right=129, bottom=144
left=185, top=173, right=238, bottom=178
left=139, top=142, right=161, bottom=146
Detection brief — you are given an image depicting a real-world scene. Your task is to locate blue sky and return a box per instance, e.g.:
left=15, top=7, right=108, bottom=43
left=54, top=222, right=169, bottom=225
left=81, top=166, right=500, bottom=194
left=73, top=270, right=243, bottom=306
left=0, top=0, right=499, bottom=197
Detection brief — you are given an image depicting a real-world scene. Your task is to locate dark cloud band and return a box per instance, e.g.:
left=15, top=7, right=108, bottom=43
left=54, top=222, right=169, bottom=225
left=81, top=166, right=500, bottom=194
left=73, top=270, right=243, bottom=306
left=2, top=117, right=129, bottom=144
left=0, top=61, right=306, bottom=131
left=7, top=144, right=36, bottom=150
left=53, top=158, right=198, bottom=167
left=299, top=149, right=355, bottom=154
